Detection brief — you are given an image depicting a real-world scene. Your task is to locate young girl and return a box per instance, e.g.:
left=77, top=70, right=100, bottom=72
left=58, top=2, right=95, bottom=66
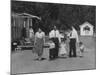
left=59, top=38, right=67, bottom=57
left=79, top=42, right=85, bottom=57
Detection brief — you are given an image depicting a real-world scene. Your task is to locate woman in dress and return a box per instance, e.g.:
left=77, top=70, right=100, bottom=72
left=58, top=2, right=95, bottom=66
left=29, top=27, right=34, bottom=45
left=59, top=38, right=67, bottom=57
left=29, top=27, right=34, bottom=39
left=33, top=28, right=45, bottom=61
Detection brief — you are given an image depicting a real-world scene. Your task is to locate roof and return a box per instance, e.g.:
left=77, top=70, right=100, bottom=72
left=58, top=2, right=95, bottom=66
left=80, top=21, right=94, bottom=28
left=11, top=13, right=41, bottom=20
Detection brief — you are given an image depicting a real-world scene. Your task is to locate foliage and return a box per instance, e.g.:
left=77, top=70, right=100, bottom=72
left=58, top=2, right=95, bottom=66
left=11, top=1, right=96, bottom=33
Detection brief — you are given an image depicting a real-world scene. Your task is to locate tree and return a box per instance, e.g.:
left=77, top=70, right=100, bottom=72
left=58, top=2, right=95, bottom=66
left=11, top=1, right=96, bottom=32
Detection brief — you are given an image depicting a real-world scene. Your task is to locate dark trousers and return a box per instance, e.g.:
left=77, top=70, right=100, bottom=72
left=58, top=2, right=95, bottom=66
left=49, top=48, right=55, bottom=59
left=69, top=38, right=77, bottom=57
left=49, top=38, right=59, bottom=59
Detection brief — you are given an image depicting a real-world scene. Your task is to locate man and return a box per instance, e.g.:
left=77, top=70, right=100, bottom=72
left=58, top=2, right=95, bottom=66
left=69, top=26, right=79, bottom=57
left=49, top=26, right=61, bottom=60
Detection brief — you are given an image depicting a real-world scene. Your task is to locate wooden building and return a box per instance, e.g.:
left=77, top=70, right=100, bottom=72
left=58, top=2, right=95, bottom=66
left=11, top=13, right=41, bottom=41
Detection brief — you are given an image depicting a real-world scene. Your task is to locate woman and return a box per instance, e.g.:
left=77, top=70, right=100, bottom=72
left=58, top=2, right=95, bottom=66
left=29, top=27, right=34, bottom=39
left=29, top=27, right=34, bottom=45
left=33, top=28, right=45, bottom=61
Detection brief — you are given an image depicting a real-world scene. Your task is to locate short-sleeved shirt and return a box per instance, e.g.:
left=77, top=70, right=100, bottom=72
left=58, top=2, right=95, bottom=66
left=35, top=32, right=45, bottom=39
left=49, top=30, right=60, bottom=38
left=49, top=30, right=61, bottom=43
left=69, top=28, right=79, bottom=43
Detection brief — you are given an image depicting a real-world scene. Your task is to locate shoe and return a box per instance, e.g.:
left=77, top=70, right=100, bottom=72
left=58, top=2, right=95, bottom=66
left=73, top=55, right=77, bottom=57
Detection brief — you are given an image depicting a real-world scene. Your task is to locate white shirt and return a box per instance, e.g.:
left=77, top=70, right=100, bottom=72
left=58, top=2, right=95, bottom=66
left=49, top=42, right=55, bottom=49
left=35, top=32, right=45, bottom=39
left=69, top=27, right=79, bottom=43
left=49, top=30, right=61, bottom=43
left=49, top=30, right=59, bottom=38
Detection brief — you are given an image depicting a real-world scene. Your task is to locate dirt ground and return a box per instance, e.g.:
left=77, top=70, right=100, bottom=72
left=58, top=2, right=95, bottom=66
left=11, top=36, right=96, bottom=74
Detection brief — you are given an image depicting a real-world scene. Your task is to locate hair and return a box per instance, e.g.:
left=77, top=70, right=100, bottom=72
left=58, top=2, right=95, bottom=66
left=67, top=26, right=72, bottom=31
left=79, top=42, right=83, bottom=45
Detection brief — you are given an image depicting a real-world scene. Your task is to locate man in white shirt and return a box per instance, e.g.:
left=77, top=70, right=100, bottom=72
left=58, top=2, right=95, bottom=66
left=49, top=26, right=60, bottom=60
left=69, top=26, right=79, bottom=57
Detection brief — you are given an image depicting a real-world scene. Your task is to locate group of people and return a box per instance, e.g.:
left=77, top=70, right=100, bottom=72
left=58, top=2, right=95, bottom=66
left=29, top=26, right=85, bottom=61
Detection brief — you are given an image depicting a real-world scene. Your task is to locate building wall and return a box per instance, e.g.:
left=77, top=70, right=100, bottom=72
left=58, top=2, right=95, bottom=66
left=80, top=26, right=93, bottom=36
left=11, top=16, right=24, bottom=41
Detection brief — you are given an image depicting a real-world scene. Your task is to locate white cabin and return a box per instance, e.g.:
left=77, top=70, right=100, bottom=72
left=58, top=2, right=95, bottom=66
left=80, top=22, right=94, bottom=36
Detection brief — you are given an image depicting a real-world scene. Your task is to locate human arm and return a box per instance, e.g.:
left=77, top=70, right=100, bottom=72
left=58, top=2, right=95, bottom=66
left=43, top=32, right=46, bottom=44
left=49, top=31, right=52, bottom=39
left=34, top=33, right=37, bottom=45
left=57, top=31, right=61, bottom=43
left=76, top=32, right=79, bottom=43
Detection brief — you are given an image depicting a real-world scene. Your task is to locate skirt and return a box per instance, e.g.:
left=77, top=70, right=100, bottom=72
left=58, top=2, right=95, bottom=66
left=33, top=38, right=44, bottom=56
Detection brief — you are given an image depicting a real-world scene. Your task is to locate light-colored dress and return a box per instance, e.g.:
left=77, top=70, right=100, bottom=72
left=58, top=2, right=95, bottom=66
left=29, top=28, right=34, bottom=38
left=29, top=28, right=34, bottom=45
left=59, top=43, right=67, bottom=55
left=34, top=32, right=45, bottom=56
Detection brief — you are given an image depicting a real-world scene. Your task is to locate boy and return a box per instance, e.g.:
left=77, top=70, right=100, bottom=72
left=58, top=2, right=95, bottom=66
left=79, top=42, right=85, bottom=57
left=49, top=40, right=55, bottom=60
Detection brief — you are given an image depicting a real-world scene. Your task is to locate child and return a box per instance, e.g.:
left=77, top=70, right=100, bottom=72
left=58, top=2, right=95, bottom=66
left=49, top=40, right=55, bottom=60
left=59, top=38, right=67, bottom=57
left=79, top=42, right=85, bottom=57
